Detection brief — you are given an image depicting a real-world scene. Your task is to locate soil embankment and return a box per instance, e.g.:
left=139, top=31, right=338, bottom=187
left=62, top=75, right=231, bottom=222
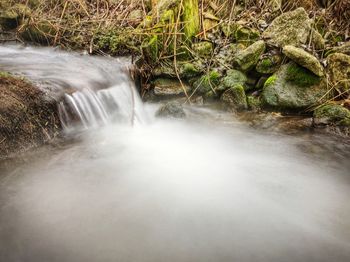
left=0, top=72, right=60, bottom=159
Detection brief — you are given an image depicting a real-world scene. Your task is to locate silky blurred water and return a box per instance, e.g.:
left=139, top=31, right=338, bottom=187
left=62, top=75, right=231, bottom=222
left=0, top=45, right=350, bottom=262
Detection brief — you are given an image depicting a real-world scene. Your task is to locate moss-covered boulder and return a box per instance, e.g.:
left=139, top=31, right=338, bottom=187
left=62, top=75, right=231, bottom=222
left=326, top=53, right=350, bottom=95
left=153, top=78, right=191, bottom=97
left=261, top=62, right=329, bottom=111
left=217, top=69, right=247, bottom=92
left=256, top=53, right=282, bottom=74
left=314, top=104, right=350, bottom=126
left=192, top=41, right=214, bottom=58
left=0, top=4, right=31, bottom=30
left=262, top=7, right=312, bottom=47
left=221, top=84, right=248, bottom=111
left=233, top=40, right=266, bottom=71
left=193, top=70, right=221, bottom=94
left=282, top=45, right=324, bottom=76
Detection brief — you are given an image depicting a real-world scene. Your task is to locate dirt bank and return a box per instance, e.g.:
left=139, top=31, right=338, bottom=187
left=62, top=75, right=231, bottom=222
left=0, top=72, right=60, bottom=159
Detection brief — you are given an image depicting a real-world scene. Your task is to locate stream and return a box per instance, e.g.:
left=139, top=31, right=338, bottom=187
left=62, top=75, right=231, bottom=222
left=0, top=45, right=350, bottom=262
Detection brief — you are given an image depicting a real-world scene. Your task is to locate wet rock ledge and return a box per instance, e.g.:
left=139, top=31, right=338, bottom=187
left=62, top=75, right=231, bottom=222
left=0, top=72, right=60, bottom=159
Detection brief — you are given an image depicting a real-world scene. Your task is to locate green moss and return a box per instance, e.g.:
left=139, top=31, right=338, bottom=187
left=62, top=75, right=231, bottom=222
left=180, top=63, right=200, bottom=78
left=264, top=75, right=277, bottom=88
left=260, top=58, right=273, bottom=68
left=96, top=28, right=138, bottom=55
left=247, top=95, right=261, bottom=111
left=193, top=70, right=221, bottom=94
left=217, top=69, right=247, bottom=92
left=0, top=4, right=31, bottom=30
left=314, top=104, right=350, bottom=123
left=182, top=0, right=200, bottom=40
left=285, top=63, right=321, bottom=87
left=339, top=118, right=350, bottom=127
left=0, top=71, right=10, bottom=78
left=160, top=9, right=175, bottom=23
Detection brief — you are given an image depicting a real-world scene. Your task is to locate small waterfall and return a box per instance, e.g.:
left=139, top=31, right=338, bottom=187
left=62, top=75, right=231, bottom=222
left=0, top=45, right=148, bottom=131
left=58, top=79, right=146, bottom=130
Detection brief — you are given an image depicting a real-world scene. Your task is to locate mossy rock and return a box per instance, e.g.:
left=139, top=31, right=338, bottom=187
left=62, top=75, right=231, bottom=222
left=20, top=21, right=57, bottom=44
left=314, top=104, right=350, bottom=126
left=233, top=40, right=266, bottom=71
left=217, top=69, right=247, bottom=92
left=221, top=84, right=248, bottom=111
left=256, top=54, right=282, bottom=74
left=326, top=53, right=350, bottom=96
left=262, top=7, right=312, bottom=47
left=261, top=62, right=330, bottom=111
left=193, top=70, right=221, bottom=94
left=282, top=45, right=324, bottom=77
left=0, top=4, right=31, bottom=30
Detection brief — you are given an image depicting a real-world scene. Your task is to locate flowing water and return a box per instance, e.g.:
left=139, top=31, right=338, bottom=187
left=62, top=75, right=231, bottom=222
left=0, top=45, right=350, bottom=262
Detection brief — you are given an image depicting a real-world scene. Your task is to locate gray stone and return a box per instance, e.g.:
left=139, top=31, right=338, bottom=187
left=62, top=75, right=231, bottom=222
left=156, top=102, right=186, bottom=118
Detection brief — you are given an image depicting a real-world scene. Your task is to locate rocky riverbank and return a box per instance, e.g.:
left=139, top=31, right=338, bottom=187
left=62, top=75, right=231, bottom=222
left=0, top=72, right=60, bottom=159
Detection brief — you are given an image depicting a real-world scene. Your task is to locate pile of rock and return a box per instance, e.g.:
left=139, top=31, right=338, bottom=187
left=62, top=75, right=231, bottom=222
left=148, top=7, right=350, bottom=129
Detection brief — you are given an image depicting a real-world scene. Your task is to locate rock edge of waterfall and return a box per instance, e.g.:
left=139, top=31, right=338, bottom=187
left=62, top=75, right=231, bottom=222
left=0, top=72, right=60, bottom=159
